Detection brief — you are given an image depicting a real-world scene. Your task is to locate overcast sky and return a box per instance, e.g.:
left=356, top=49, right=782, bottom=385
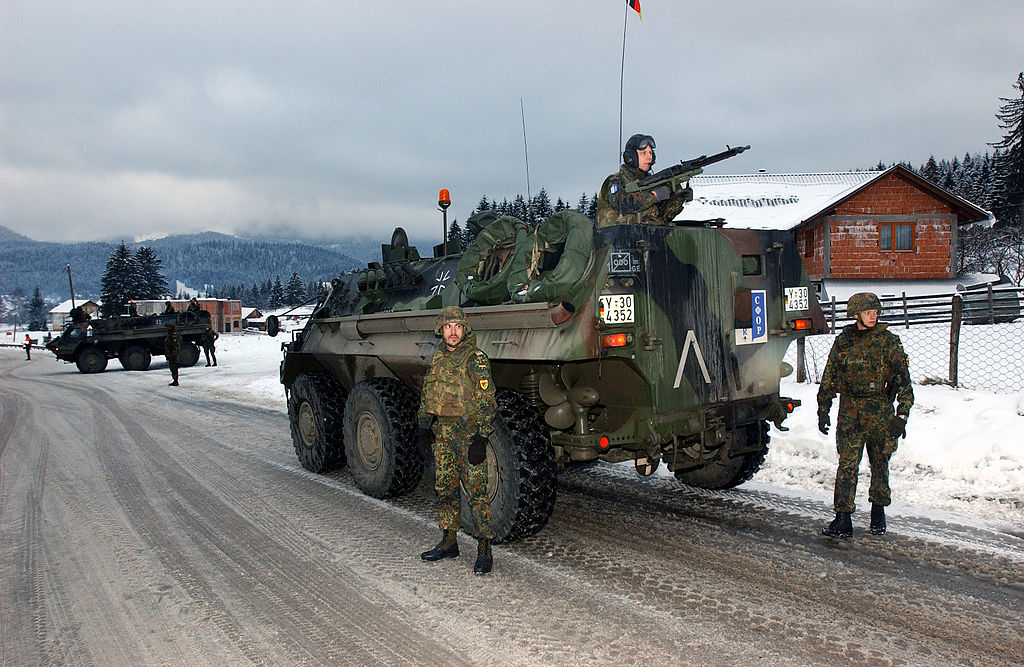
left=2, top=0, right=1022, bottom=244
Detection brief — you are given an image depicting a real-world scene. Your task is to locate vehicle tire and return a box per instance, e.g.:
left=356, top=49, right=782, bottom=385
left=674, top=421, right=769, bottom=490
left=119, top=345, right=152, bottom=371
left=75, top=346, right=108, bottom=374
left=343, top=378, right=422, bottom=498
left=179, top=341, right=201, bottom=367
left=460, top=388, right=557, bottom=543
left=288, top=373, right=347, bottom=473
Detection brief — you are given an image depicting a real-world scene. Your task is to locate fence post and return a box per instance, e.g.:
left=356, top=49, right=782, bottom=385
left=949, top=294, right=962, bottom=388
left=830, top=296, right=836, bottom=332
left=796, top=337, right=806, bottom=383
left=901, top=291, right=909, bottom=328
left=986, top=283, right=995, bottom=325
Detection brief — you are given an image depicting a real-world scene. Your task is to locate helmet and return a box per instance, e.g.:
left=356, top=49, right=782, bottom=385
left=846, top=292, right=882, bottom=318
left=434, top=306, right=471, bottom=335
left=165, top=322, right=176, bottom=330
left=623, top=133, right=656, bottom=169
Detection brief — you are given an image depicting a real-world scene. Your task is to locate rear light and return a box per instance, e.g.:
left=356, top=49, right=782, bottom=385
left=601, top=333, right=632, bottom=348
left=793, top=319, right=811, bottom=330
left=599, top=436, right=610, bottom=450
left=785, top=401, right=796, bottom=413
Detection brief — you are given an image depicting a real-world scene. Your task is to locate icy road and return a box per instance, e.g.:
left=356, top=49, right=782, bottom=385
left=1, top=351, right=1021, bottom=665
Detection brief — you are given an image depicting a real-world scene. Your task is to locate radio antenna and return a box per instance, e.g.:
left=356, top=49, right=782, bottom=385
left=521, top=98, right=533, bottom=225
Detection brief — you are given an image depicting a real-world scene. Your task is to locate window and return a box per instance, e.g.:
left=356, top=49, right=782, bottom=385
left=741, top=254, right=763, bottom=276
left=879, top=223, right=914, bottom=251
left=802, top=229, right=813, bottom=258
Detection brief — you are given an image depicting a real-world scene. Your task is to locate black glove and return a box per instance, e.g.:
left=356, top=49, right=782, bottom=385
left=888, top=416, right=907, bottom=439
left=468, top=434, right=488, bottom=465
left=652, top=185, right=671, bottom=202
left=416, top=426, right=433, bottom=453
left=818, top=413, right=830, bottom=435
left=678, top=184, right=694, bottom=203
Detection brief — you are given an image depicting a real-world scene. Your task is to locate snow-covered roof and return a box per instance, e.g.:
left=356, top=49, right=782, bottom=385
left=821, top=274, right=1001, bottom=303
left=680, top=166, right=992, bottom=230
left=241, top=307, right=262, bottom=319
left=680, top=171, right=880, bottom=230
left=49, top=299, right=99, bottom=314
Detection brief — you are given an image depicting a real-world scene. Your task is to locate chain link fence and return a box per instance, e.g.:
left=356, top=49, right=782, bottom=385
left=789, top=287, right=1024, bottom=394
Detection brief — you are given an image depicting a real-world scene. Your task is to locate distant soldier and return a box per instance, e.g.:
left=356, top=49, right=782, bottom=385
left=70, top=305, right=89, bottom=324
left=596, top=133, right=692, bottom=228
left=23, top=334, right=31, bottom=361
left=164, top=322, right=181, bottom=386
left=127, top=301, right=138, bottom=317
left=187, top=297, right=201, bottom=313
left=817, top=292, right=914, bottom=538
left=201, top=325, right=219, bottom=366
left=417, top=306, right=498, bottom=575
left=163, top=301, right=176, bottom=314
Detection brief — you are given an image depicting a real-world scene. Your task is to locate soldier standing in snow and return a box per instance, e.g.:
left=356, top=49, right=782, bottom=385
left=417, top=306, right=497, bottom=575
left=164, top=322, right=181, bottom=386
left=595, top=133, right=692, bottom=228
left=817, top=292, right=914, bottom=538
left=201, top=325, right=219, bottom=366
left=23, top=334, right=31, bottom=361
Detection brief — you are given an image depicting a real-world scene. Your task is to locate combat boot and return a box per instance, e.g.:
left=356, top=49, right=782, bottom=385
left=420, top=529, right=459, bottom=561
left=473, top=538, right=492, bottom=575
left=821, top=512, right=853, bottom=538
left=870, top=504, right=887, bottom=535
left=169, top=380, right=179, bottom=386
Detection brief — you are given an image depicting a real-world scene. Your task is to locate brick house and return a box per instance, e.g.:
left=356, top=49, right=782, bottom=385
left=685, top=165, right=991, bottom=283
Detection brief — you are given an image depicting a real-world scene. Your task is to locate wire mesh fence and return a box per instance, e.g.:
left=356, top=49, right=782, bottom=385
left=790, top=287, right=1024, bottom=394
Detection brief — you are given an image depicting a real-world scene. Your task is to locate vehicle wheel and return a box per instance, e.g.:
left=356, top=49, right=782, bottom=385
left=674, top=421, right=769, bottom=490
left=288, top=373, right=347, bottom=473
left=119, top=345, right=152, bottom=371
left=179, top=341, right=201, bottom=367
left=343, top=378, right=421, bottom=498
left=460, top=388, right=557, bottom=543
left=75, top=346, right=108, bottom=374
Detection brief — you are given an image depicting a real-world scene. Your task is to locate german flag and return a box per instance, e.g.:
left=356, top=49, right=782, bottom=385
left=628, top=0, right=641, bottom=20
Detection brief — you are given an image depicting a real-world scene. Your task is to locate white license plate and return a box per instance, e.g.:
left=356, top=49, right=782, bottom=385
left=600, top=294, right=635, bottom=324
left=785, top=287, right=809, bottom=311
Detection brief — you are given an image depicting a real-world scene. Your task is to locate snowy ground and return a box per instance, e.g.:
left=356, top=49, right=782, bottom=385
left=16, top=326, right=1024, bottom=532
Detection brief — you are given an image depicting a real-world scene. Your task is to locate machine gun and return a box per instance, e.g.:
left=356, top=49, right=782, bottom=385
left=622, top=144, right=750, bottom=195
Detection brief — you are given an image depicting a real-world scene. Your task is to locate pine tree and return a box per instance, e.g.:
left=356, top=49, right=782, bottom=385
left=921, top=156, right=940, bottom=184
left=283, top=272, right=305, bottom=306
left=990, top=72, right=1024, bottom=228
left=27, top=286, right=46, bottom=329
left=100, top=242, right=136, bottom=317
left=447, top=220, right=466, bottom=251
left=133, top=246, right=169, bottom=299
left=270, top=276, right=285, bottom=309
left=532, top=188, right=553, bottom=221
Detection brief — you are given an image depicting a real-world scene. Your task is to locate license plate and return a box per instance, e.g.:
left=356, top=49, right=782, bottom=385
left=785, top=287, right=809, bottom=311
left=600, top=294, right=635, bottom=324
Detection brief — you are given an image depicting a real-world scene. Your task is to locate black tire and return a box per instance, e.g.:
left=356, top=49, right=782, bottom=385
left=674, top=421, right=770, bottom=490
left=460, top=388, right=557, bottom=543
left=179, top=341, right=201, bottom=367
left=288, top=373, right=347, bottom=473
left=343, top=378, right=422, bottom=498
left=119, top=345, right=152, bottom=371
left=75, top=346, right=108, bottom=374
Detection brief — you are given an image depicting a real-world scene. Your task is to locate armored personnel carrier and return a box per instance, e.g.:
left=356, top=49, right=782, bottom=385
left=46, top=309, right=211, bottom=374
left=276, top=198, right=825, bottom=542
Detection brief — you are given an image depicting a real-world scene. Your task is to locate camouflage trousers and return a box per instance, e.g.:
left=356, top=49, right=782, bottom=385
left=833, top=396, right=897, bottom=513
left=432, top=416, right=492, bottom=540
left=167, top=355, right=179, bottom=382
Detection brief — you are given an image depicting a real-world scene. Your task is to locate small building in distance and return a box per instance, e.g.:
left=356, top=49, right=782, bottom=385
left=133, top=298, right=242, bottom=333
left=48, top=299, right=100, bottom=330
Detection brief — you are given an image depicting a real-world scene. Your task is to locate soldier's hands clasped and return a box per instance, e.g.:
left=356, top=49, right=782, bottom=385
left=817, top=413, right=830, bottom=435
left=468, top=434, right=488, bottom=466
left=888, top=415, right=907, bottom=439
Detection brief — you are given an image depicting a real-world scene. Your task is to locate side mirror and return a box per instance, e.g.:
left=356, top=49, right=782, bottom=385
left=267, top=315, right=280, bottom=337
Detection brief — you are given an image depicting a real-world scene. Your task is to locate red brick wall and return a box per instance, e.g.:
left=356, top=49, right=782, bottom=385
left=797, top=223, right=825, bottom=278
left=820, top=172, right=955, bottom=280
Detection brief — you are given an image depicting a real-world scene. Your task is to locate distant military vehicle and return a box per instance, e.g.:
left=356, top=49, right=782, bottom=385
left=46, top=309, right=211, bottom=374
left=275, top=160, right=826, bottom=542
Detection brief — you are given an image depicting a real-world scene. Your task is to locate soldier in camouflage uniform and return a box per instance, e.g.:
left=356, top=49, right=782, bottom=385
left=417, top=306, right=498, bottom=574
left=817, top=292, right=913, bottom=538
left=596, top=133, right=692, bottom=228
left=164, top=322, right=182, bottom=386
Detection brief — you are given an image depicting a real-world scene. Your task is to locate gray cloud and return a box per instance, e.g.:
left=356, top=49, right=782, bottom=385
left=2, top=0, right=1022, bottom=243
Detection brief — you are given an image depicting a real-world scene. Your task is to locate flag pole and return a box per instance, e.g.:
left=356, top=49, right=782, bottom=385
left=618, top=2, right=628, bottom=162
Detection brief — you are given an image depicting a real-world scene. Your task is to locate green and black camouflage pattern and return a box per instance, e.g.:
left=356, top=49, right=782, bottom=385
left=596, top=163, right=687, bottom=228
left=817, top=322, right=914, bottom=512
left=46, top=310, right=211, bottom=365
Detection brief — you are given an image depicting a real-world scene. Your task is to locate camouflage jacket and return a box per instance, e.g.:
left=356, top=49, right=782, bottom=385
left=417, top=333, right=497, bottom=436
left=817, top=322, right=914, bottom=419
left=164, top=331, right=182, bottom=358
left=596, top=163, right=686, bottom=228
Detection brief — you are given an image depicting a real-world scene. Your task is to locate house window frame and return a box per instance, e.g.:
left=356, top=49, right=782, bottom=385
left=802, top=228, right=813, bottom=258
left=879, top=222, right=915, bottom=251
